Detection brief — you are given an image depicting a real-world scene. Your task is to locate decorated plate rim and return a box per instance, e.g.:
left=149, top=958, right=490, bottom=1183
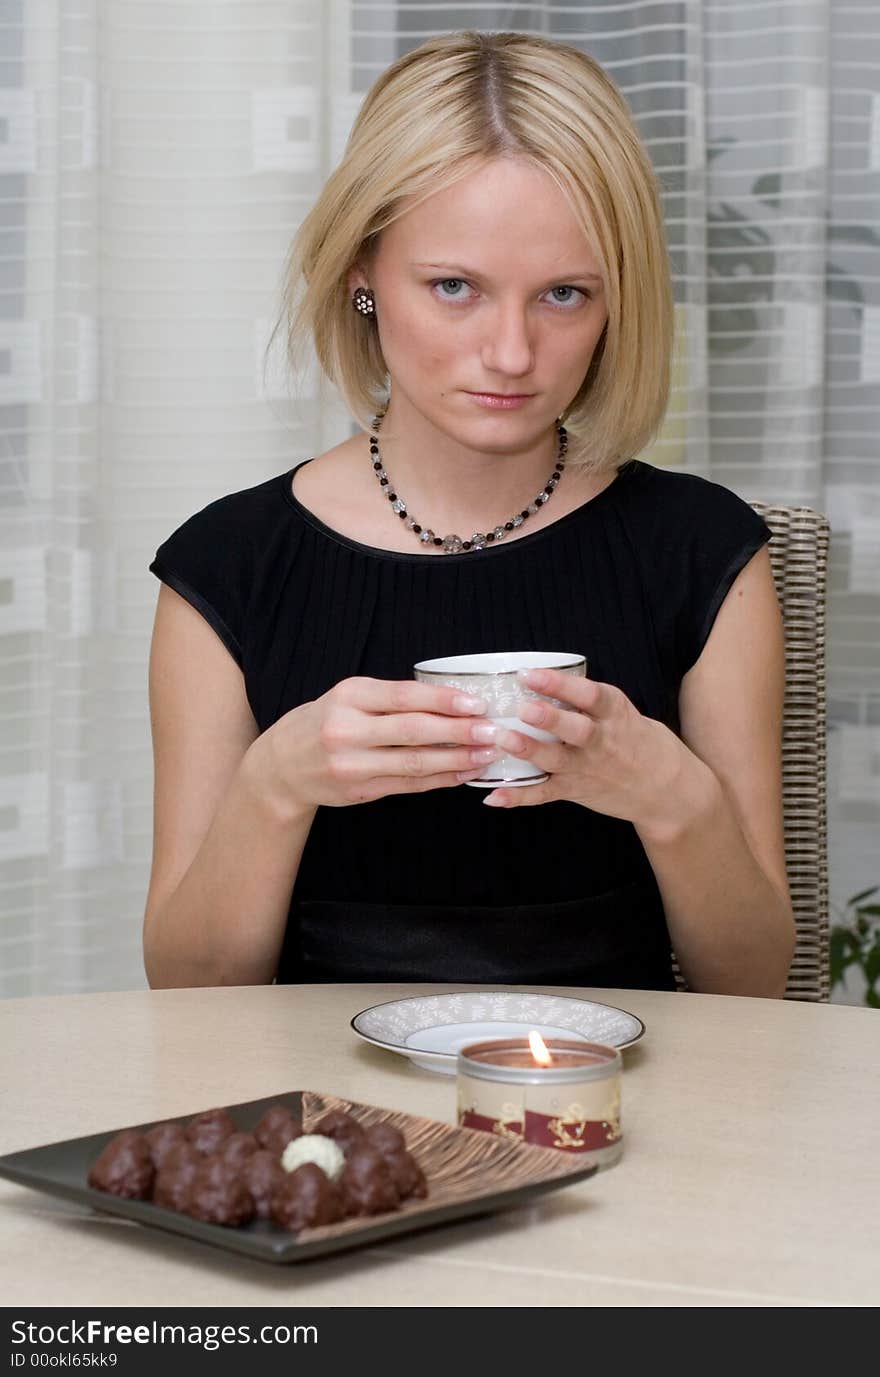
left=350, top=990, right=646, bottom=1061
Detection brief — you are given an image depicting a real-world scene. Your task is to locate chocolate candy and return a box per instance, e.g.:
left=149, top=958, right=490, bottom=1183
left=218, top=1130, right=259, bottom=1169
left=144, top=1121, right=186, bottom=1170
left=241, top=1148, right=286, bottom=1219
left=253, top=1104, right=302, bottom=1156
left=364, top=1121, right=406, bottom=1156
left=185, top=1155, right=255, bottom=1227
left=340, top=1143, right=400, bottom=1216
left=153, top=1141, right=201, bottom=1212
left=185, top=1107, right=237, bottom=1156
left=383, top=1149, right=428, bottom=1200
left=87, top=1129, right=155, bottom=1200
left=269, top=1163, right=345, bottom=1231
left=363, top=1122, right=426, bottom=1200
left=313, top=1109, right=366, bottom=1154
left=87, top=1100, right=430, bottom=1230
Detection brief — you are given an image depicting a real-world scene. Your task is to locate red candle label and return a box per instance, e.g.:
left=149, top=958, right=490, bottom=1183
left=459, top=1108, right=526, bottom=1143
left=458, top=1077, right=622, bottom=1155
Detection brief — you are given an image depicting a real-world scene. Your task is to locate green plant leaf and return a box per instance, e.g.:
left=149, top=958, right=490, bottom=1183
left=826, top=265, right=864, bottom=307
left=831, top=927, right=858, bottom=950
left=847, top=886, right=879, bottom=906
left=707, top=137, right=737, bottom=163
left=752, top=172, right=782, bottom=208
left=828, top=225, right=880, bottom=248
left=855, top=905, right=880, bottom=918
left=866, top=988, right=880, bottom=1010
left=830, top=929, right=858, bottom=985
left=863, top=942, right=880, bottom=987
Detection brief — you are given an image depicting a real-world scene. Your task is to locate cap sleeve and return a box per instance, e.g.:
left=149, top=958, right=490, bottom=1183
left=675, top=479, right=773, bottom=678
left=149, top=494, right=253, bottom=669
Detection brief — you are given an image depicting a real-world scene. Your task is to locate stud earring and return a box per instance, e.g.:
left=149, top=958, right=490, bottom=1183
left=352, top=286, right=375, bottom=316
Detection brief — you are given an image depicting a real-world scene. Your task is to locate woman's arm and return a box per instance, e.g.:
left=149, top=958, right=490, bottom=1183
left=487, top=544, right=797, bottom=997
left=144, top=585, right=492, bottom=987
left=634, top=545, right=796, bottom=996
left=143, top=585, right=316, bottom=989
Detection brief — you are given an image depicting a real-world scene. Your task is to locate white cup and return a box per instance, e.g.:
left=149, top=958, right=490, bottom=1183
left=413, top=650, right=587, bottom=787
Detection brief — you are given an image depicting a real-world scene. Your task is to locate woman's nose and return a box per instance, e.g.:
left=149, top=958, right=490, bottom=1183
left=481, top=304, right=535, bottom=377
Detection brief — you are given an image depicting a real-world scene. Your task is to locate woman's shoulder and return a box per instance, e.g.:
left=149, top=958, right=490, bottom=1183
left=617, top=460, right=773, bottom=678
left=148, top=464, right=309, bottom=670
left=171, top=467, right=292, bottom=538
left=618, top=458, right=770, bottom=544
left=624, top=458, right=758, bottom=506
left=149, top=466, right=300, bottom=603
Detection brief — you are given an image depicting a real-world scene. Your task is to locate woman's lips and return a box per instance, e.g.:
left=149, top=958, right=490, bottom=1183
left=466, top=392, right=534, bottom=409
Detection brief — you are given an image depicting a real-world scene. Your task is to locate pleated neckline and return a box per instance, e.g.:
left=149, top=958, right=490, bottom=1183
left=279, top=457, right=640, bottom=564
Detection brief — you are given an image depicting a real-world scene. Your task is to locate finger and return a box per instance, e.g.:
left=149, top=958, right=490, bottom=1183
left=516, top=668, right=610, bottom=717
left=493, top=725, right=573, bottom=773
left=510, top=698, right=595, bottom=749
left=366, top=710, right=498, bottom=749
left=345, top=676, right=490, bottom=719
left=483, top=779, right=555, bottom=808
left=353, top=765, right=490, bottom=803
left=332, top=745, right=500, bottom=786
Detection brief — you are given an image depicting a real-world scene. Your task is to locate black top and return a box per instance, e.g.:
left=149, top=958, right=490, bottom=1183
left=149, top=457, right=772, bottom=990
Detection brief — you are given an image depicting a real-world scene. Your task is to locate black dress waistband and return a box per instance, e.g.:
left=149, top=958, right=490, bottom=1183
left=276, top=878, right=675, bottom=990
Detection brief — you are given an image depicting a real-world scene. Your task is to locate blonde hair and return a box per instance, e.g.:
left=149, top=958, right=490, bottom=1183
left=272, top=30, right=673, bottom=472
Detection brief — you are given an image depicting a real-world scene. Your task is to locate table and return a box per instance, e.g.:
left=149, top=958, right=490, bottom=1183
left=1, top=984, right=877, bottom=1308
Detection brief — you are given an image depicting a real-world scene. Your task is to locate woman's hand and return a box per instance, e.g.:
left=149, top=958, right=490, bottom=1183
left=482, top=667, right=698, bottom=832
left=249, top=676, right=501, bottom=816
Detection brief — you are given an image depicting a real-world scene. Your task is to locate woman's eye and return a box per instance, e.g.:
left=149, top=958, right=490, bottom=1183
left=433, top=278, right=472, bottom=300
left=548, top=285, right=586, bottom=307
left=431, top=279, right=587, bottom=308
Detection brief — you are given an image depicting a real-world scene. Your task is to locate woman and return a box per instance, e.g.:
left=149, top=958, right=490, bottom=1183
left=144, top=31, right=796, bottom=994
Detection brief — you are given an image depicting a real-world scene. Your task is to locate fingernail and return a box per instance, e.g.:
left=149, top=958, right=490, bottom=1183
left=482, top=793, right=505, bottom=807
left=519, top=669, right=548, bottom=688
left=471, top=722, right=498, bottom=743
left=454, top=694, right=488, bottom=714
left=517, top=700, right=542, bottom=722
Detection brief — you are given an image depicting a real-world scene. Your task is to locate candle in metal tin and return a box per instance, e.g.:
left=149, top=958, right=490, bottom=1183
left=457, top=1033, right=623, bottom=1168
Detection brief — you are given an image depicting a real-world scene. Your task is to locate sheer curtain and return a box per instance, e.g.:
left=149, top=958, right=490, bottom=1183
left=1, top=1, right=877, bottom=996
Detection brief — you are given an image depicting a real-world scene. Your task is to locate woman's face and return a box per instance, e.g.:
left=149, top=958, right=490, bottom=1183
left=352, top=156, right=609, bottom=447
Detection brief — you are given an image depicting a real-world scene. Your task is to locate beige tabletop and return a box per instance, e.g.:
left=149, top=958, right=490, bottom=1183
left=0, top=983, right=877, bottom=1308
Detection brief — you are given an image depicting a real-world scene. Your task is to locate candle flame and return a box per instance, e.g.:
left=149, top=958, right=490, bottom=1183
left=529, top=1030, right=553, bottom=1066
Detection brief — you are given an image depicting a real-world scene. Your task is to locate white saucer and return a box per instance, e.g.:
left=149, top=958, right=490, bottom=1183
left=350, top=991, right=645, bottom=1075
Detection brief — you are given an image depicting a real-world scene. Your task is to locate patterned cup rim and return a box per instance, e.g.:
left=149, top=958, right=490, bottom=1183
left=414, top=652, right=586, bottom=676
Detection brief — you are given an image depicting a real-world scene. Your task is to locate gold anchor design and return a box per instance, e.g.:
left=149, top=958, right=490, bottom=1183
left=547, top=1101, right=590, bottom=1149
left=492, top=1101, right=525, bottom=1141
left=602, top=1085, right=622, bottom=1142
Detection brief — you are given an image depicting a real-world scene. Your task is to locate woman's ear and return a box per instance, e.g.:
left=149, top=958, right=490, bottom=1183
left=348, top=236, right=378, bottom=297
left=346, top=265, right=368, bottom=297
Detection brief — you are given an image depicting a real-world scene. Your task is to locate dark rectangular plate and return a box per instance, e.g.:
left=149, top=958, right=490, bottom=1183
left=0, top=1090, right=599, bottom=1265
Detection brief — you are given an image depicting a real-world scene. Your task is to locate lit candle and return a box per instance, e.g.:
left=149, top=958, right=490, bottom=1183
left=457, top=1033, right=623, bottom=1168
